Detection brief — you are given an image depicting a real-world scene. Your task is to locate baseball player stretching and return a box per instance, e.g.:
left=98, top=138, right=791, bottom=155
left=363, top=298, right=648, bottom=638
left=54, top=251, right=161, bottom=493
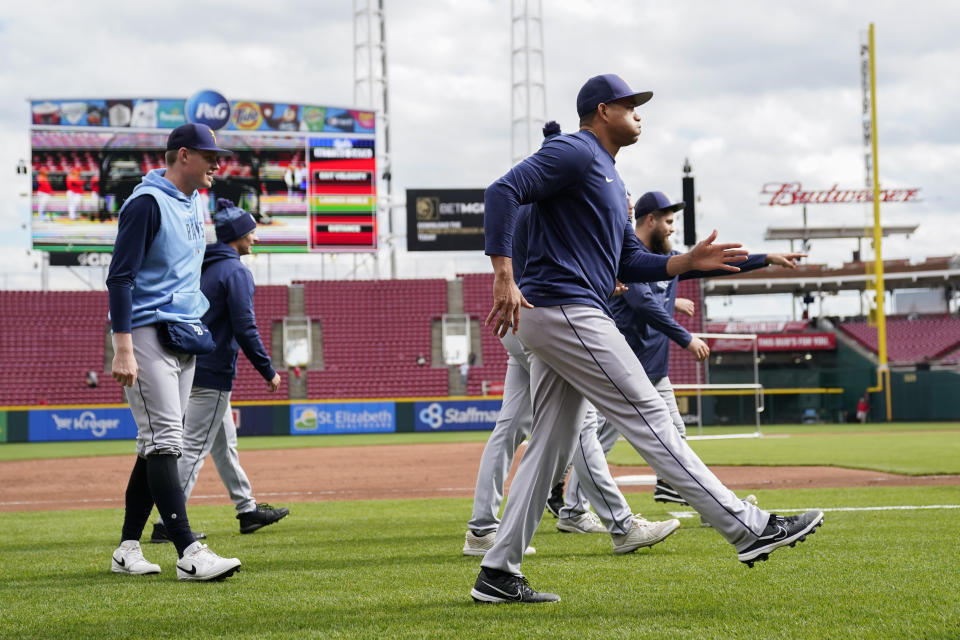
left=471, top=74, right=824, bottom=604
left=561, top=191, right=803, bottom=517
left=466, top=176, right=681, bottom=555
left=106, top=123, right=241, bottom=581
left=150, top=199, right=289, bottom=544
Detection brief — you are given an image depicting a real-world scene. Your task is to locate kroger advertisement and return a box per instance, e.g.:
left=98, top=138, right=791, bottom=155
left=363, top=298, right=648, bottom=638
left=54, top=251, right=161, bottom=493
left=30, top=90, right=376, bottom=254
left=414, top=400, right=501, bottom=432
left=290, top=402, right=396, bottom=435
left=28, top=408, right=138, bottom=442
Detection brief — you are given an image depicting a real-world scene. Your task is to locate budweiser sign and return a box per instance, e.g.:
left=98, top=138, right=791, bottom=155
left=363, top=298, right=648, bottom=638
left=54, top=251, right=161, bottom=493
left=761, top=182, right=920, bottom=206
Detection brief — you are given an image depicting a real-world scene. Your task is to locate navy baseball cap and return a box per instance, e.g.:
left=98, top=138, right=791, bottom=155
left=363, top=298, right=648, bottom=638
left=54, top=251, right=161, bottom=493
left=213, top=198, right=256, bottom=243
left=634, top=191, right=685, bottom=218
left=166, top=123, right=232, bottom=155
left=576, top=74, right=653, bottom=118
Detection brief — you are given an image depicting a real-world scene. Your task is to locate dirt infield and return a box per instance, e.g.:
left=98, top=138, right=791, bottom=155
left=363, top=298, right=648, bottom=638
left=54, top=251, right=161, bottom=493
left=2, top=441, right=958, bottom=512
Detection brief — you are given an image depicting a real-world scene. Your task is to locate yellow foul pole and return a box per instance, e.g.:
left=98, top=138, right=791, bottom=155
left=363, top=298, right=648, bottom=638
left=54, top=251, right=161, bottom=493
left=868, top=23, right=892, bottom=420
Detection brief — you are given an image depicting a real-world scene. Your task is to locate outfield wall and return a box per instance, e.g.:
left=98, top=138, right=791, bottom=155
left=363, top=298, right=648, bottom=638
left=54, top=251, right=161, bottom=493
left=0, top=398, right=506, bottom=443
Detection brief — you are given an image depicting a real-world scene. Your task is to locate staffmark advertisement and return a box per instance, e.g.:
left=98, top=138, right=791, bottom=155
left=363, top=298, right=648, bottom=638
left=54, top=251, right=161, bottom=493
left=414, top=400, right=502, bottom=432
left=28, top=408, right=137, bottom=441
left=290, top=402, right=395, bottom=435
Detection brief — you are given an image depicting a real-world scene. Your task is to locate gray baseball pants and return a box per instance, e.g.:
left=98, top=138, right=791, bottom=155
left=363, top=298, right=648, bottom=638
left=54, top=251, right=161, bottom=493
left=468, top=333, right=641, bottom=538
left=562, top=376, right=685, bottom=520
left=177, top=387, right=256, bottom=514
left=125, top=325, right=194, bottom=457
left=480, top=305, right=769, bottom=576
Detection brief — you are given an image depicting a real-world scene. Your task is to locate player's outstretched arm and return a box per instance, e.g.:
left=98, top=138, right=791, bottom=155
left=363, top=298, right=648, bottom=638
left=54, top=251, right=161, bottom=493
left=486, top=256, right=533, bottom=337
left=111, top=332, right=138, bottom=387
left=666, top=229, right=748, bottom=276
left=766, top=252, right=806, bottom=268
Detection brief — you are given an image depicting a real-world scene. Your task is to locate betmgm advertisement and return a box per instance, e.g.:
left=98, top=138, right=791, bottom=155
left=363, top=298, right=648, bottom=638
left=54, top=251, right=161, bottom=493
left=406, top=189, right=485, bottom=251
left=30, top=90, right=376, bottom=254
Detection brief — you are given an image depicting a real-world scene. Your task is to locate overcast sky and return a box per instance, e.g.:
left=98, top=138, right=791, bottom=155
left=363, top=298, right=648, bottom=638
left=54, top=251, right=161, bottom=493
left=1, top=1, right=957, bottom=318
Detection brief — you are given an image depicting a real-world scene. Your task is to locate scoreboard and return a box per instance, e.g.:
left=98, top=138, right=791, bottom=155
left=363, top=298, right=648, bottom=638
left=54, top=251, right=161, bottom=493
left=29, top=90, right=378, bottom=254
left=307, top=137, right=377, bottom=250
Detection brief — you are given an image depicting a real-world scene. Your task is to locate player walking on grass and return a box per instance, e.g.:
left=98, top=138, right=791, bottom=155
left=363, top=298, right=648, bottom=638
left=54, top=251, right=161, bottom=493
left=465, top=124, right=680, bottom=558
left=561, top=191, right=804, bottom=514
left=150, top=198, right=289, bottom=544
left=106, top=123, right=241, bottom=582
left=471, top=74, right=824, bottom=604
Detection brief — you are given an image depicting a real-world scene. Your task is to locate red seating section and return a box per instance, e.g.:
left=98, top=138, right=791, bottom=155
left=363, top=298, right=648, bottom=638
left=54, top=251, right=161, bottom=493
left=460, top=273, right=508, bottom=395
left=0, top=277, right=710, bottom=407
left=300, top=279, right=448, bottom=398
left=231, top=285, right=289, bottom=401
left=839, top=315, right=960, bottom=364
left=667, top=279, right=706, bottom=384
left=0, top=291, right=122, bottom=405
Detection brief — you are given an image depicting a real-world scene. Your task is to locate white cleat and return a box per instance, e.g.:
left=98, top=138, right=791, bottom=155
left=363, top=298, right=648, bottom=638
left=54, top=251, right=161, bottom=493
left=111, top=540, right=161, bottom=575
left=176, top=542, right=241, bottom=582
left=462, top=530, right=535, bottom=557
left=557, top=511, right=607, bottom=534
left=611, top=516, right=681, bottom=554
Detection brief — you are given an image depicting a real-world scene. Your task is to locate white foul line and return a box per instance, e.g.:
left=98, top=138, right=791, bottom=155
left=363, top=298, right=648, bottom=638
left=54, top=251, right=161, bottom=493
left=669, top=504, right=960, bottom=518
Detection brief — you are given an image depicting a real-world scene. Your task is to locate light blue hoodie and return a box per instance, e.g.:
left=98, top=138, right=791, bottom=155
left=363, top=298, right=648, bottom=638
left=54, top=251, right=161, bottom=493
left=119, top=169, right=209, bottom=328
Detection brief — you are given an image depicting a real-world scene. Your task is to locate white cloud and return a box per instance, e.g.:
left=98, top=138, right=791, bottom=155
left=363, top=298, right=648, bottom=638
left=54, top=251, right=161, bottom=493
left=0, top=1, right=957, bottom=320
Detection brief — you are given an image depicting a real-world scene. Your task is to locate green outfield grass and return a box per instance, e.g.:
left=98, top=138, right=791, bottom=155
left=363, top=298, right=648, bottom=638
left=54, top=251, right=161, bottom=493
left=0, top=486, right=958, bottom=639
left=607, top=427, right=960, bottom=475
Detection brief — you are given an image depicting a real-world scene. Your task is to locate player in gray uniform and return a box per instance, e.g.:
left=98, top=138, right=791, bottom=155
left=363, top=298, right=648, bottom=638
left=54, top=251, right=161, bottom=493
left=561, top=191, right=801, bottom=521
left=106, top=123, right=241, bottom=582
left=465, top=124, right=680, bottom=555
left=151, top=199, right=289, bottom=543
left=471, top=74, right=823, bottom=604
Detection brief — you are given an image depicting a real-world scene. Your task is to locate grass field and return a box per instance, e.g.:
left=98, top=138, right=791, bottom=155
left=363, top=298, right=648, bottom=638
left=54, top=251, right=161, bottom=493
left=1, top=424, right=959, bottom=639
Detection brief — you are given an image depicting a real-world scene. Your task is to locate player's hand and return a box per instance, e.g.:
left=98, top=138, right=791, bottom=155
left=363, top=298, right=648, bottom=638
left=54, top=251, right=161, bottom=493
left=674, top=229, right=748, bottom=274
left=267, top=373, right=281, bottom=392
left=685, top=336, right=710, bottom=361
left=486, top=269, right=533, bottom=337
left=111, top=347, right=138, bottom=387
left=675, top=297, right=695, bottom=317
left=612, top=280, right=629, bottom=297
left=766, top=252, right=806, bottom=269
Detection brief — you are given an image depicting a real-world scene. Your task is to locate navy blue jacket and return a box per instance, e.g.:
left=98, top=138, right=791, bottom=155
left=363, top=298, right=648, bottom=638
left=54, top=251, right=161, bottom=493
left=193, top=243, right=276, bottom=391
left=485, top=130, right=669, bottom=316
left=610, top=243, right=768, bottom=380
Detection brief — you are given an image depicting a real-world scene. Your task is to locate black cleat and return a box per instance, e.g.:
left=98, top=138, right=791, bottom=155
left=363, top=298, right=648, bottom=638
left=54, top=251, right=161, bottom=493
left=148, top=522, right=205, bottom=544
left=545, top=482, right=565, bottom=518
left=238, top=503, right=290, bottom=534
left=470, top=567, right=560, bottom=604
left=653, top=479, right=688, bottom=505
left=738, top=510, right=824, bottom=567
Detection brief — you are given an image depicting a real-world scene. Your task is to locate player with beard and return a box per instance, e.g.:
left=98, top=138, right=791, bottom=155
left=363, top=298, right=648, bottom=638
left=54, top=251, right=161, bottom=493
left=605, top=190, right=803, bottom=504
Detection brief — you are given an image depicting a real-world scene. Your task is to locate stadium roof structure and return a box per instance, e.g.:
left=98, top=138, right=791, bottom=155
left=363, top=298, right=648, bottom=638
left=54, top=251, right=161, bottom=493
left=703, top=256, right=960, bottom=296
left=764, top=225, right=918, bottom=241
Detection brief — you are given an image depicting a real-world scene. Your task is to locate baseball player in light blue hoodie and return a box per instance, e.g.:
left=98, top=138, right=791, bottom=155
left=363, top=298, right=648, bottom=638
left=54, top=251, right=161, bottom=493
left=106, top=124, right=241, bottom=582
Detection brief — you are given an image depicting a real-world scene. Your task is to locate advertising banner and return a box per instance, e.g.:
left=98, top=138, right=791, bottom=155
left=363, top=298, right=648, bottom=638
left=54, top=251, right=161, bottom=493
left=28, top=407, right=137, bottom=442
left=413, top=399, right=502, bottom=432
left=30, top=90, right=375, bottom=254
left=708, top=333, right=837, bottom=352
left=290, top=401, right=395, bottom=435
left=406, top=189, right=485, bottom=251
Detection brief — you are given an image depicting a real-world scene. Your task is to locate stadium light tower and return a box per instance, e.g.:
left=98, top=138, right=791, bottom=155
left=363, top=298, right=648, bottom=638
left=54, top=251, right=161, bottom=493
left=510, top=0, right=547, bottom=164
left=354, top=0, right=395, bottom=278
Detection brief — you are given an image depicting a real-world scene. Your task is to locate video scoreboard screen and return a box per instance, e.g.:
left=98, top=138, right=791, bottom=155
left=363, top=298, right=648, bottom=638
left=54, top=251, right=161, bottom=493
left=29, top=90, right=377, bottom=254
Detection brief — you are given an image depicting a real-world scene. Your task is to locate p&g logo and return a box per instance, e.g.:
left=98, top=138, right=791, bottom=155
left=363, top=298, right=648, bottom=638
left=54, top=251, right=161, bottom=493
left=186, top=89, right=230, bottom=130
